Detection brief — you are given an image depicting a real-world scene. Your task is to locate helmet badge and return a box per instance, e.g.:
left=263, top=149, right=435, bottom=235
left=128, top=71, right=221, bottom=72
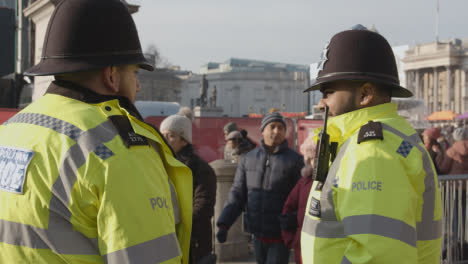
left=317, top=41, right=329, bottom=73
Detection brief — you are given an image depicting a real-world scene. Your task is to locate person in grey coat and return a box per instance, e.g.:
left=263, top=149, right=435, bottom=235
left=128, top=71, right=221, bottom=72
left=216, top=112, right=304, bottom=264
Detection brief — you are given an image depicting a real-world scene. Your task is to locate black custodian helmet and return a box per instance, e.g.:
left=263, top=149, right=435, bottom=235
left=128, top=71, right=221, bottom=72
left=305, top=25, right=412, bottom=98
left=24, top=0, right=154, bottom=76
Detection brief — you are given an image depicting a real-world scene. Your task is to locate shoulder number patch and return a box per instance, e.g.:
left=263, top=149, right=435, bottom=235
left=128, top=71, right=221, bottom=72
left=0, top=146, right=35, bottom=194
left=357, top=121, right=383, bottom=144
left=108, top=115, right=149, bottom=148
left=308, top=196, right=321, bottom=217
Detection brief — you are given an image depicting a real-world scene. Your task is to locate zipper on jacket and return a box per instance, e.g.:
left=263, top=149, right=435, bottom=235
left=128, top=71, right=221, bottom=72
left=263, top=153, right=271, bottom=189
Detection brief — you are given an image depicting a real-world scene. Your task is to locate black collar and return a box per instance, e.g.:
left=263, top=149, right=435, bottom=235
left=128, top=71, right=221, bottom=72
left=46, top=80, right=144, bottom=121
left=46, top=80, right=176, bottom=156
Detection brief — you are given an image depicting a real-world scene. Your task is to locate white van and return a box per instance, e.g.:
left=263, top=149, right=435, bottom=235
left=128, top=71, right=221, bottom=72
left=134, top=101, right=180, bottom=118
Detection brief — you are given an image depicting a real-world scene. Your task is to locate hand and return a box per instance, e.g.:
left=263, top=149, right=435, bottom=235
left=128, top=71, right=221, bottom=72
left=432, top=142, right=444, bottom=153
left=216, top=228, right=228, bottom=243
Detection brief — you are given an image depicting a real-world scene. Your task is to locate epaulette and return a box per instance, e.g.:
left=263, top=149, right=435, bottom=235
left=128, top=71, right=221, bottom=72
left=357, top=121, right=384, bottom=144
left=108, top=115, right=149, bottom=148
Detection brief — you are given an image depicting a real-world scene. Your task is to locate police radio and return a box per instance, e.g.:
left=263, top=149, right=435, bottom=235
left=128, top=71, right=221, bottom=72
left=313, top=105, right=337, bottom=190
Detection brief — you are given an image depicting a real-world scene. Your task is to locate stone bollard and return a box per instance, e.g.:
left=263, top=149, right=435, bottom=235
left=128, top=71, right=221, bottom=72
left=209, top=159, right=250, bottom=262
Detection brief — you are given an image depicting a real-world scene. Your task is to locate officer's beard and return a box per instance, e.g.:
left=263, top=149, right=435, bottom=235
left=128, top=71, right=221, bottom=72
left=338, top=89, right=361, bottom=116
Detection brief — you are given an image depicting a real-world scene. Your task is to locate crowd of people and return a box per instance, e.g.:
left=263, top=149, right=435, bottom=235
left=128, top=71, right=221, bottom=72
left=0, top=0, right=452, bottom=263
left=422, top=124, right=468, bottom=176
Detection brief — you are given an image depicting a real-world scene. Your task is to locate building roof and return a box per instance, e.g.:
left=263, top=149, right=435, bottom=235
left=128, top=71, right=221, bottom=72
left=202, top=57, right=309, bottom=73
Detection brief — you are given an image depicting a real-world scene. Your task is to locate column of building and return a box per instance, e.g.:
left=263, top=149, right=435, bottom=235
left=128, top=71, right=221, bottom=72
left=423, top=71, right=429, bottom=109
left=415, top=71, right=420, bottom=98
left=433, top=68, right=439, bottom=112
left=454, top=67, right=460, bottom=113
left=445, top=66, right=451, bottom=111
left=462, top=69, right=467, bottom=113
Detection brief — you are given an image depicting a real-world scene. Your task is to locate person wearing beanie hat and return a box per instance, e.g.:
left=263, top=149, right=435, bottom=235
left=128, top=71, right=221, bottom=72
left=160, top=115, right=217, bottom=264
left=223, top=122, right=239, bottom=160
left=216, top=109, right=304, bottom=264
left=261, top=112, right=287, bottom=132
left=453, top=127, right=468, bottom=142
left=224, top=131, right=243, bottom=161
left=224, top=131, right=255, bottom=163
left=177, top=106, right=194, bottom=121
left=226, top=130, right=242, bottom=141
left=260, top=112, right=288, bottom=149
left=223, top=122, right=238, bottom=139
left=160, top=115, right=192, bottom=150
left=301, top=25, right=441, bottom=263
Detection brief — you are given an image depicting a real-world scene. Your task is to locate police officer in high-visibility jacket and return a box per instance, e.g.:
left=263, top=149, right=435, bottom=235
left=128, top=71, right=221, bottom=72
left=301, top=25, right=442, bottom=264
left=0, top=0, right=192, bottom=263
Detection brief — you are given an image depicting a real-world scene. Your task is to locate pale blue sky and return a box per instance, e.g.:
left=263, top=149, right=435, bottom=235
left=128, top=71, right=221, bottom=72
left=132, top=0, right=467, bottom=73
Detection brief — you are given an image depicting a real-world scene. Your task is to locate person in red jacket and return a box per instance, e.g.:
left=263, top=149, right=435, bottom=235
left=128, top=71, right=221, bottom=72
left=280, top=135, right=316, bottom=264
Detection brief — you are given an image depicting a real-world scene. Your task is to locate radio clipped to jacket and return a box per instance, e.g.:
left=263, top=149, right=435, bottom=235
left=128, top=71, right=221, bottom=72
left=313, top=105, right=338, bottom=190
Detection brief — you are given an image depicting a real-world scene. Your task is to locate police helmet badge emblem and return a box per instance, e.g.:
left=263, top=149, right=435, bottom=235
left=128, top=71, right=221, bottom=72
left=317, top=41, right=329, bottom=73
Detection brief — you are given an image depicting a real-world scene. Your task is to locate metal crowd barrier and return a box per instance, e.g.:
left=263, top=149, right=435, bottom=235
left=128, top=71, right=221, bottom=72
left=439, top=174, right=468, bottom=264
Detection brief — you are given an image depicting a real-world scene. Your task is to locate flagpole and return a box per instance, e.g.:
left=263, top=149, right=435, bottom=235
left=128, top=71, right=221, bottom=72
left=16, top=0, right=22, bottom=74
left=435, top=0, right=439, bottom=42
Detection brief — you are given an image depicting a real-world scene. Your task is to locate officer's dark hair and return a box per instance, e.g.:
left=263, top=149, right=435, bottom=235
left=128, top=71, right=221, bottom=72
left=55, top=70, right=101, bottom=83
left=55, top=65, right=130, bottom=84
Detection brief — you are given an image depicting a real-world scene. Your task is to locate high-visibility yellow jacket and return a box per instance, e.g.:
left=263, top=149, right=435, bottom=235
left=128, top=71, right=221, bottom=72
left=301, top=103, right=442, bottom=264
left=0, top=81, right=192, bottom=264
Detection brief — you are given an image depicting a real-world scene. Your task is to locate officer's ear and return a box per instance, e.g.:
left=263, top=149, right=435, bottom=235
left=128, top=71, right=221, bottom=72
left=102, top=66, right=120, bottom=93
left=357, top=82, right=376, bottom=107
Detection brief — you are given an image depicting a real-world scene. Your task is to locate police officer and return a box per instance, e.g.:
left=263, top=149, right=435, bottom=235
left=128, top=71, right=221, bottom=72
left=0, top=0, right=192, bottom=263
left=301, top=25, right=442, bottom=263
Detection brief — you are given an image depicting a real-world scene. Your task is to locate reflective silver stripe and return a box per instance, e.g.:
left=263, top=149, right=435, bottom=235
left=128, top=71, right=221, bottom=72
left=2, top=114, right=119, bottom=254
left=51, top=120, right=117, bottom=214
left=302, top=140, right=351, bottom=238
left=169, top=180, right=181, bottom=225
left=46, top=120, right=118, bottom=254
left=302, top=217, right=345, bottom=238
left=0, top=219, right=99, bottom=254
left=303, top=214, right=417, bottom=247
left=343, top=214, right=417, bottom=247
left=103, top=232, right=181, bottom=264
left=381, top=123, right=441, bottom=241
left=5, top=113, right=82, bottom=141
left=341, top=255, right=352, bottom=264
left=5, top=113, right=114, bottom=161
left=417, top=219, right=442, bottom=240
left=320, top=140, right=351, bottom=220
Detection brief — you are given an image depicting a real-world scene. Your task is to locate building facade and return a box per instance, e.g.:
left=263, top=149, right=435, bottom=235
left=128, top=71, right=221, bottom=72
left=403, top=39, right=468, bottom=114
left=181, top=58, right=310, bottom=117
left=137, top=68, right=189, bottom=102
